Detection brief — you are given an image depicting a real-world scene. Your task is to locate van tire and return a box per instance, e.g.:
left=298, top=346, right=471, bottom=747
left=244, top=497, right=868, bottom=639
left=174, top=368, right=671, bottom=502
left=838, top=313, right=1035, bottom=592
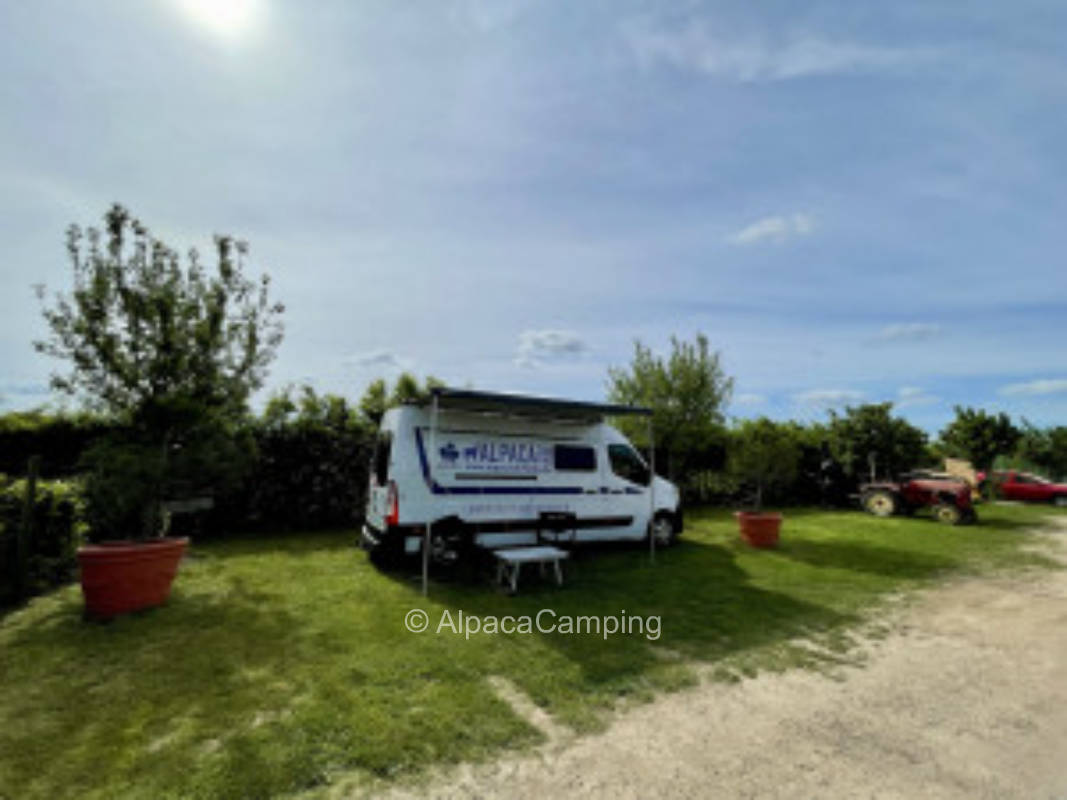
left=426, top=518, right=470, bottom=568
left=649, top=513, right=678, bottom=547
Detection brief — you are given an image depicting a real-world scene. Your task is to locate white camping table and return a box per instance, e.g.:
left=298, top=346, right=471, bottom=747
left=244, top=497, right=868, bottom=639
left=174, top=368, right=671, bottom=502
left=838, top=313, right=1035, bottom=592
left=494, top=546, right=569, bottom=593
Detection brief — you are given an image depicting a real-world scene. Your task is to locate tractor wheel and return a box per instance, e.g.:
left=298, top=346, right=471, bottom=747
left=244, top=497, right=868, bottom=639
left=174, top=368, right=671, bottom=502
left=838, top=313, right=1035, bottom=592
left=933, top=502, right=963, bottom=525
left=862, top=490, right=899, bottom=517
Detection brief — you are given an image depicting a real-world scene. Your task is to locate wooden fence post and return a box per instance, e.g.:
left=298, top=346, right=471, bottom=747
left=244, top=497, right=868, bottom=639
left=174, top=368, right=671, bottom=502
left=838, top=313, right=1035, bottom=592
left=15, top=456, right=41, bottom=602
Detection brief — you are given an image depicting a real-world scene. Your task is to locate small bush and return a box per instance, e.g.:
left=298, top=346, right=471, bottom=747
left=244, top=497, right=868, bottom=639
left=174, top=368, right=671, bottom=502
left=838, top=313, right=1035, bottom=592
left=0, top=475, right=86, bottom=607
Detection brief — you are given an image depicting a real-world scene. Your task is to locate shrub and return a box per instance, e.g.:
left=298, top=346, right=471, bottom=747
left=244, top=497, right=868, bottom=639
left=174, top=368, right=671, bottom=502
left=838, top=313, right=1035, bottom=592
left=0, top=475, right=85, bottom=606
left=214, top=387, right=373, bottom=533
left=728, top=418, right=801, bottom=511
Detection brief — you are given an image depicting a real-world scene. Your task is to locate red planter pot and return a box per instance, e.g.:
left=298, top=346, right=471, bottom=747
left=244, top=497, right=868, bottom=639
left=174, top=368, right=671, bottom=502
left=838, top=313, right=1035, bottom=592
left=735, top=512, right=782, bottom=548
left=78, top=537, right=188, bottom=619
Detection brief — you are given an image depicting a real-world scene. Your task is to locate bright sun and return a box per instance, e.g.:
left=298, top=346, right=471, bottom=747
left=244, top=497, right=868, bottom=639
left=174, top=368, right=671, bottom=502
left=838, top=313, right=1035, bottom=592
left=175, top=0, right=261, bottom=40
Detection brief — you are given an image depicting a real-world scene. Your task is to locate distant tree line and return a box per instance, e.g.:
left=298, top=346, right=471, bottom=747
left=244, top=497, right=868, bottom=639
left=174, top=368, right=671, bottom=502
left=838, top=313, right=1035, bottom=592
left=4, top=202, right=1065, bottom=606
left=606, top=334, right=1067, bottom=505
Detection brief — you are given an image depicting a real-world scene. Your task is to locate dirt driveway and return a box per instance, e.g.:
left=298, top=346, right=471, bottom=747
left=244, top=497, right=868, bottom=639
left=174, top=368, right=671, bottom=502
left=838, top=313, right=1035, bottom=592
left=383, top=518, right=1067, bottom=800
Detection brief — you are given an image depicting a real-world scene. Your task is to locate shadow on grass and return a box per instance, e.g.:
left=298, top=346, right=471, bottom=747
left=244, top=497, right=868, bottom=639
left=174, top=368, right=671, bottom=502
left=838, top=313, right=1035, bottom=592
left=184, top=528, right=360, bottom=559
left=773, top=538, right=959, bottom=579
left=380, top=538, right=855, bottom=698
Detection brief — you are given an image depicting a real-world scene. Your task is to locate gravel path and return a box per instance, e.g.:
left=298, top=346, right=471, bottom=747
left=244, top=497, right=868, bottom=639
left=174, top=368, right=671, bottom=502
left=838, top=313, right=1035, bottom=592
left=381, top=519, right=1067, bottom=800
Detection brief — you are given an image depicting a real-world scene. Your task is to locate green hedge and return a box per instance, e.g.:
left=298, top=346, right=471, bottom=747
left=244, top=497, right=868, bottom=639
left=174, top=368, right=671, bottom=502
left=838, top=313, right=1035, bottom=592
left=235, top=422, right=372, bottom=532
left=0, top=412, right=116, bottom=478
left=0, top=475, right=85, bottom=607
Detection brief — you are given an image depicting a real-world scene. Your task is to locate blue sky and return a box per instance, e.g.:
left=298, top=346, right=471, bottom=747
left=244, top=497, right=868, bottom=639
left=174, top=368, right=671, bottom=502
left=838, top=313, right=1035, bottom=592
left=1, top=0, right=1065, bottom=433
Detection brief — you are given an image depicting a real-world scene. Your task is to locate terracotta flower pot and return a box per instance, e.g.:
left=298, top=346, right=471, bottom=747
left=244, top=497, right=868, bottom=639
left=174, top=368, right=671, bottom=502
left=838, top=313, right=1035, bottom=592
left=735, top=512, right=782, bottom=548
left=78, top=537, right=188, bottom=619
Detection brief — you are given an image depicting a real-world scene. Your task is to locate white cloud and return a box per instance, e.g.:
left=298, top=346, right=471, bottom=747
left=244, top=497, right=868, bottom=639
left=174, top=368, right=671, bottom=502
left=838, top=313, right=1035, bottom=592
left=625, top=22, right=934, bottom=82
left=999, top=378, right=1067, bottom=397
left=734, top=392, right=767, bottom=405
left=895, top=386, right=938, bottom=408
left=515, top=329, right=588, bottom=368
left=727, top=214, right=814, bottom=245
left=793, top=388, right=864, bottom=406
left=874, top=322, right=943, bottom=343
left=344, top=350, right=408, bottom=370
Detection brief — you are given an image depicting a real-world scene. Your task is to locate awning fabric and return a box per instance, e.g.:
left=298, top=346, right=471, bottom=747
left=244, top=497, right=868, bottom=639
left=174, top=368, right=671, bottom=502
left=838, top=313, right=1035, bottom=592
left=427, top=387, right=652, bottom=422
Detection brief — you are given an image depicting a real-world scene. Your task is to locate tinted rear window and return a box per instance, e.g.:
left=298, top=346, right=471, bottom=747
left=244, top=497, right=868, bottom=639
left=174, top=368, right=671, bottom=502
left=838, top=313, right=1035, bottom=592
left=373, top=433, right=392, bottom=484
left=554, top=444, right=596, bottom=471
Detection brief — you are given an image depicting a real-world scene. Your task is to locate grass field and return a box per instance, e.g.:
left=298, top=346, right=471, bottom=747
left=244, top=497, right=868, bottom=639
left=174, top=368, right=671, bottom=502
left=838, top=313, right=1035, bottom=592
left=1, top=503, right=1062, bottom=799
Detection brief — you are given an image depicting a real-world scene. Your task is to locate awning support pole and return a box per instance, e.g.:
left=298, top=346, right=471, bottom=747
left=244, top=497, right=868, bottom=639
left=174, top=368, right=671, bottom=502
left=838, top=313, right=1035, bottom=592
left=423, top=394, right=438, bottom=597
left=649, top=416, right=656, bottom=564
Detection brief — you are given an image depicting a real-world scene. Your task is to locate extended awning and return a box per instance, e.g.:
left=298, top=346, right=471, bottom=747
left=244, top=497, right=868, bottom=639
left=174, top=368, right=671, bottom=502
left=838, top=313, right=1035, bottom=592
left=427, top=387, right=652, bottom=423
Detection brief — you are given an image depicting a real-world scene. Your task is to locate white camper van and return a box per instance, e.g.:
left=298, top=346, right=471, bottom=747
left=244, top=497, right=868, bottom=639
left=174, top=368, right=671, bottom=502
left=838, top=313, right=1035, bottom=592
left=361, top=388, right=682, bottom=565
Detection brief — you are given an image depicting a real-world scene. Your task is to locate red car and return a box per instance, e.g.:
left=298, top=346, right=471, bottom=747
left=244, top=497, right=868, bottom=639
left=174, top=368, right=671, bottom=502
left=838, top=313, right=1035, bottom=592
left=992, top=471, right=1067, bottom=506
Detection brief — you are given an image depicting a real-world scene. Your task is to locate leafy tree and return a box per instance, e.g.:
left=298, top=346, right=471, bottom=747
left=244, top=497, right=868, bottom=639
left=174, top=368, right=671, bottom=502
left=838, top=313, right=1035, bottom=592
left=34, top=204, right=284, bottom=539
left=390, top=372, right=445, bottom=406
left=1014, top=420, right=1067, bottom=480
left=358, top=378, right=389, bottom=427
left=607, top=333, right=733, bottom=478
left=827, top=403, right=928, bottom=481
left=357, top=373, right=444, bottom=427
left=728, top=418, right=801, bottom=511
left=938, top=406, right=1020, bottom=472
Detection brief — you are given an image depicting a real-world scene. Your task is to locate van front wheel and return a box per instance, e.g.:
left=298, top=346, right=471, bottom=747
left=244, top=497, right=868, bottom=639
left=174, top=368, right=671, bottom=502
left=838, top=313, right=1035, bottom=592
left=649, top=513, right=678, bottom=547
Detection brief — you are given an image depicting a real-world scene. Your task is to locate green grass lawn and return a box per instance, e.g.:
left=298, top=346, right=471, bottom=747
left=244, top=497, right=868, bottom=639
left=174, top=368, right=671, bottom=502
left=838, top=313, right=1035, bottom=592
left=1, top=503, right=1063, bottom=799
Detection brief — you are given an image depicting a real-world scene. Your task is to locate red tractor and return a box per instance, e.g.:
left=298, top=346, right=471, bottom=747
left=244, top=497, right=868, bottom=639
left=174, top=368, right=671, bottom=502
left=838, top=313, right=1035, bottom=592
left=860, top=472, right=977, bottom=525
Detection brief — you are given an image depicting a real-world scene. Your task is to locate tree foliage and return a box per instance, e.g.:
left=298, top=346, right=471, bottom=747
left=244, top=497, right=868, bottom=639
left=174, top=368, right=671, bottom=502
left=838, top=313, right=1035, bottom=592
left=827, top=403, right=928, bottom=481
left=36, top=204, right=283, bottom=422
left=357, top=373, right=444, bottom=427
left=728, top=418, right=801, bottom=511
left=607, top=333, right=733, bottom=477
left=938, top=406, right=1021, bottom=472
left=1005, top=420, right=1067, bottom=479
left=34, top=205, right=284, bottom=539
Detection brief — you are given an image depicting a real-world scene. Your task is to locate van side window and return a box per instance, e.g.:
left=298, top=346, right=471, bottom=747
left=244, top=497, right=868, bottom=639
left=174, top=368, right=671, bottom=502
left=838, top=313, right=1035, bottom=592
left=608, top=444, right=650, bottom=486
left=373, top=432, right=392, bottom=485
left=555, top=444, right=596, bottom=471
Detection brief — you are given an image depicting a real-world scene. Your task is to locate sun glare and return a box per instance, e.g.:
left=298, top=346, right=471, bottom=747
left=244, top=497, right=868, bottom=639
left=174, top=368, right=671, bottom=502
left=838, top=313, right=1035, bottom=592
left=175, top=0, right=261, bottom=40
